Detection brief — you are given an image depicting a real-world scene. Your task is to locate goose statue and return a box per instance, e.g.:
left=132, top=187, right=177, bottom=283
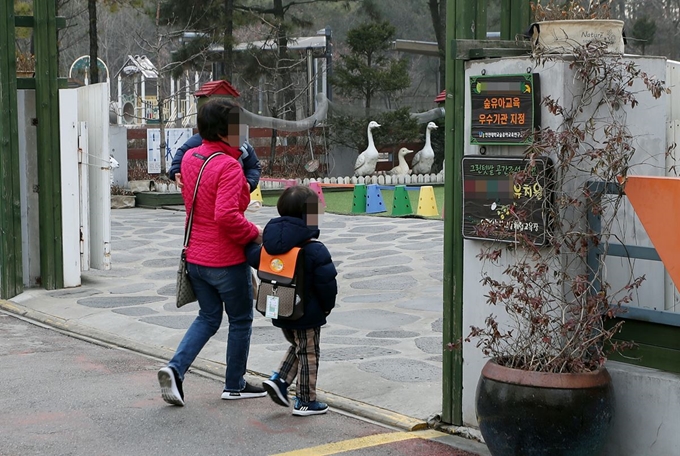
left=411, top=122, right=438, bottom=175
left=354, top=121, right=381, bottom=176
left=388, top=147, right=414, bottom=176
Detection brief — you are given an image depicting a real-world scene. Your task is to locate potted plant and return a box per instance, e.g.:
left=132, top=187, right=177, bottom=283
left=462, top=40, right=669, bottom=455
left=530, top=0, right=624, bottom=54
left=110, top=185, right=136, bottom=209
left=16, top=53, right=35, bottom=78
left=127, top=160, right=155, bottom=193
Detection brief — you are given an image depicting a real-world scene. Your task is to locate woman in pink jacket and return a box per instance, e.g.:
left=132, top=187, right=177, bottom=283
left=158, top=99, right=266, bottom=406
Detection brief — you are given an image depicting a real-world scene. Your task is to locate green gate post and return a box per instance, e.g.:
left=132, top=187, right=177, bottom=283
left=442, top=0, right=531, bottom=426
left=501, top=0, right=532, bottom=41
left=34, top=0, right=64, bottom=289
left=0, top=2, right=24, bottom=298
left=442, top=0, right=484, bottom=426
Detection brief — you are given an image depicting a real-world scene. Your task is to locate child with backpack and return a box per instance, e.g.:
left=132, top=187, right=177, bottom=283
left=246, top=185, right=337, bottom=416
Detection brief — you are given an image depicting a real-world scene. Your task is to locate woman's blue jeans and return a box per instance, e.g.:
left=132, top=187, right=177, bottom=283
left=168, top=261, right=253, bottom=392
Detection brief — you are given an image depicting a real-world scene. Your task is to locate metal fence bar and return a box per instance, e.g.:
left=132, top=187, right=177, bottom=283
left=587, top=181, right=679, bottom=328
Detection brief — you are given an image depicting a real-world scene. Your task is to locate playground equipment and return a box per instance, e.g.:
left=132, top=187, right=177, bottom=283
left=250, top=184, right=263, bottom=202
left=416, top=186, right=439, bottom=217
left=351, top=184, right=367, bottom=214
left=366, top=184, right=387, bottom=214
left=392, top=185, right=414, bottom=216
left=309, top=181, right=326, bottom=207
left=350, top=183, right=439, bottom=217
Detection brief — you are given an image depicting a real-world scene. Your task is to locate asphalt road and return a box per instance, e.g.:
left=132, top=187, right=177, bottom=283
left=0, top=311, right=482, bottom=456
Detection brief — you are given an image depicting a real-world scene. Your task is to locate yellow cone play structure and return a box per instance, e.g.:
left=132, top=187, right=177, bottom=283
left=416, top=185, right=439, bottom=217
left=250, top=185, right=263, bottom=202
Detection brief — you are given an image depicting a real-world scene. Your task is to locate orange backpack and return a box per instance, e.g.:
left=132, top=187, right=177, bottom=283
left=255, top=245, right=307, bottom=320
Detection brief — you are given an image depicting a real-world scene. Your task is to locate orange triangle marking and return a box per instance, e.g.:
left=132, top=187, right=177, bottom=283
left=623, top=175, right=680, bottom=292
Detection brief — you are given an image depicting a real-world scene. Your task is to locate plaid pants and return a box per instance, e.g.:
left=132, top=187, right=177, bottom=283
left=278, top=327, right=321, bottom=402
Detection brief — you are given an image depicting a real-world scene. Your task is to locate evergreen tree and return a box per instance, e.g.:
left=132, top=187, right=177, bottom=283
left=631, top=16, right=657, bottom=55
left=332, top=20, right=410, bottom=116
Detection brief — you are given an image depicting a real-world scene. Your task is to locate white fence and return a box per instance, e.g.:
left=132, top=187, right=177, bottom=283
left=258, top=172, right=445, bottom=190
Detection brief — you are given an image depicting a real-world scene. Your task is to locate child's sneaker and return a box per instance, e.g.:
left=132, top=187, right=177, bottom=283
left=263, top=372, right=290, bottom=407
left=292, top=397, right=328, bottom=416
left=221, top=381, right=267, bottom=400
left=158, top=366, right=184, bottom=406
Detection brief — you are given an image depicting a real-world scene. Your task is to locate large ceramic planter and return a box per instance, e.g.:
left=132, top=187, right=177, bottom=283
left=530, top=19, right=625, bottom=54
left=111, top=195, right=136, bottom=209
left=476, top=360, right=614, bottom=456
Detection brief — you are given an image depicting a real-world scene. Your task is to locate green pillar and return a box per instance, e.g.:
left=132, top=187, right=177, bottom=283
left=0, top=2, right=24, bottom=298
left=501, top=0, right=532, bottom=41
left=443, top=0, right=484, bottom=426
left=34, top=1, right=64, bottom=289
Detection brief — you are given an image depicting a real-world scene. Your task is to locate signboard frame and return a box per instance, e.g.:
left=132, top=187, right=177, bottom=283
left=469, top=73, right=540, bottom=146
left=462, top=156, right=552, bottom=245
left=146, top=128, right=193, bottom=174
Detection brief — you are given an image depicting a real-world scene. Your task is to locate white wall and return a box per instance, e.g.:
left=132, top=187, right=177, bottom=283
left=59, top=89, right=81, bottom=287
left=109, top=125, right=128, bottom=188
left=603, top=363, right=680, bottom=456
left=77, top=83, right=111, bottom=270
left=460, top=55, right=679, bottom=455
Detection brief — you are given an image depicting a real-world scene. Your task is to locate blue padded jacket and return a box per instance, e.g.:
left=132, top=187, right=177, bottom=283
left=168, top=133, right=261, bottom=192
left=245, top=216, right=337, bottom=330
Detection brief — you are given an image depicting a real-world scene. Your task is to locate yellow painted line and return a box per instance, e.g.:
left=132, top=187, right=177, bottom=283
left=272, top=429, right=444, bottom=456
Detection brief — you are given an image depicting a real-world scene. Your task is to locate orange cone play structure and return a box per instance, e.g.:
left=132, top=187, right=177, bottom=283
left=623, top=175, right=680, bottom=291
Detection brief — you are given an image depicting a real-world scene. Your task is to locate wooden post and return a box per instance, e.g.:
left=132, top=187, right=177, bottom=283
left=0, top=1, right=24, bottom=298
left=34, top=0, right=64, bottom=289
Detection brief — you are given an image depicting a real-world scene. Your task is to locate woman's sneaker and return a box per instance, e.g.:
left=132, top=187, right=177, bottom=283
left=221, top=382, right=267, bottom=400
left=158, top=366, right=184, bottom=406
left=263, top=372, right=290, bottom=407
left=292, top=397, right=328, bottom=416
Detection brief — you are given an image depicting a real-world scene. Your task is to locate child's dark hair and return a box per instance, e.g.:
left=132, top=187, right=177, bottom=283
left=197, top=98, right=241, bottom=141
left=277, top=186, right=319, bottom=219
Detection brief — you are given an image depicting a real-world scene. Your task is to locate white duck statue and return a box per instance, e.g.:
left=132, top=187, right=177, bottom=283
left=388, top=147, right=414, bottom=176
left=411, top=122, right=438, bottom=175
left=354, top=121, right=381, bottom=176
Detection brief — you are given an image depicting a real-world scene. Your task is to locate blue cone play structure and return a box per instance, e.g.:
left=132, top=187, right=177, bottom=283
left=366, top=184, right=387, bottom=214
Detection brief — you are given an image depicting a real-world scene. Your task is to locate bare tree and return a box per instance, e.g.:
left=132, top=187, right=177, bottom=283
left=89, top=0, right=99, bottom=83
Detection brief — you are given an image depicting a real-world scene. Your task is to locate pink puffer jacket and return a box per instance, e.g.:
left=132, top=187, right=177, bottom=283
left=180, top=140, right=259, bottom=267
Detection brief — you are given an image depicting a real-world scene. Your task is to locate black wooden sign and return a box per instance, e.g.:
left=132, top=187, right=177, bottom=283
left=462, top=156, right=551, bottom=245
left=470, top=74, right=540, bottom=146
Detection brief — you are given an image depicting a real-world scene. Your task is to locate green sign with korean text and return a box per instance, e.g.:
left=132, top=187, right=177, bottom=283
left=462, top=156, right=552, bottom=245
left=470, top=74, right=540, bottom=146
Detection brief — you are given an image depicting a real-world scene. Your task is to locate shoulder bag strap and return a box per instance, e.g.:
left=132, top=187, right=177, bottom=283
left=183, top=152, right=226, bottom=248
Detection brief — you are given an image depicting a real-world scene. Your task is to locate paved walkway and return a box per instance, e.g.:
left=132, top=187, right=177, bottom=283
left=5, top=206, right=452, bottom=430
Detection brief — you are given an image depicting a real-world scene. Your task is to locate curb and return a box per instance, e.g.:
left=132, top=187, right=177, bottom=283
left=0, top=299, right=429, bottom=432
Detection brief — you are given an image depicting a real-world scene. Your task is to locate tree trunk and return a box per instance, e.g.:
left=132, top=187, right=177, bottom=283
left=273, top=0, right=295, bottom=120
left=223, top=0, right=234, bottom=81
left=88, top=0, right=99, bottom=84
left=268, top=128, right=278, bottom=175
left=365, top=52, right=372, bottom=117
left=156, top=0, right=166, bottom=175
